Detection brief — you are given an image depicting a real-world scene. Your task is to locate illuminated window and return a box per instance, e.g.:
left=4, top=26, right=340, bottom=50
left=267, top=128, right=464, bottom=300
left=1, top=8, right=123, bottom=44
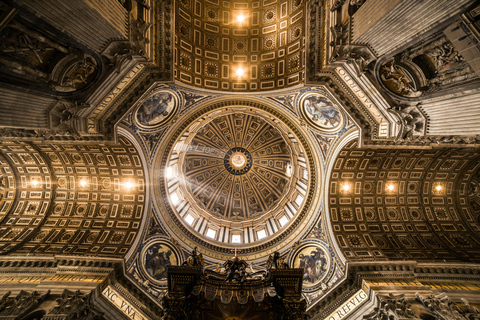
left=295, top=194, right=304, bottom=206
left=166, top=167, right=173, bottom=178
left=170, top=192, right=180, bottom=205
left=206, top=228, right=216, bottom=239
left=257, top=229, right=267, bottom=239
left=303, top=169, right=308, bottom=180
left=279, top=215, right=289, bottom=227
left=185, top=214, right=194, bottom=225
left=232, top=235, right=241, bottom=243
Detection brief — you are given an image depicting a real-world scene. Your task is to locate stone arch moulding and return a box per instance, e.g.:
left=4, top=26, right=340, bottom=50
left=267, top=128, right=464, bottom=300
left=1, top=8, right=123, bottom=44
left=323, top=130, right=360, bottom=265
left=314, top=67, right=401, bottom=145
left=118, top=126, right=151, bottom=263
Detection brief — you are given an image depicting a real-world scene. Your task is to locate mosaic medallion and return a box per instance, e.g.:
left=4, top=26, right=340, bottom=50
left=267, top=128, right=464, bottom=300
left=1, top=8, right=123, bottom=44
left=291, top=244, right=330, bottom=287
left=134, top=90, right=179, bottom=128
left=299, top=92, right=343, bottom=132
left=141, top=241, right=179, bottom=283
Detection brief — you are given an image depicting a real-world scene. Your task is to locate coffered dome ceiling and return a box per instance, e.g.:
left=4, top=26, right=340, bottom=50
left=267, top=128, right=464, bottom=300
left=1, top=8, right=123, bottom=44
left=182, top=112, right=295, bottom=224
left=174, top=0, right=306, bottom=91
left=153, top=97, right=321, bottom=261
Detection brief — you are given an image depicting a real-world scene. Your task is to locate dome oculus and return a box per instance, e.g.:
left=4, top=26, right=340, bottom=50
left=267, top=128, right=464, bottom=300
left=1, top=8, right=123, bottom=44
left=224, top=147, right=252, bottom=175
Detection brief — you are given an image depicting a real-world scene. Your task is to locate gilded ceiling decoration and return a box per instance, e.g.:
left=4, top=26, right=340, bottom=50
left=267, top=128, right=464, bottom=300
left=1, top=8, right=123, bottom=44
left=182, top=113, right=294, bottom=223
left=0, top=135, right=146, bottom=257
left=174, top=0, right=305, bottom=91
left=329, top=139, right=480, bottom=262
left=124, top=85, right=344, bottom=305
left=168, top=109, right=305, bottom=246
left=149, top=94, right=323, bottom=261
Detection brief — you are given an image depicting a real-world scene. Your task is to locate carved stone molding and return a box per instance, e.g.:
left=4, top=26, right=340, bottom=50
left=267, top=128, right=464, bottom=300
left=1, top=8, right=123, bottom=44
left=387, top=103, right=427, bottom=141
left=329, top=23, right=377, bottom=76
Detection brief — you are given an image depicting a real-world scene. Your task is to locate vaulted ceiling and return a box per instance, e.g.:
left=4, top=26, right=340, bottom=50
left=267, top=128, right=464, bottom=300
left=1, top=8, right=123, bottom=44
left=0, top=135, right=146, bottom=257
left=174, top=0, right=305, bottom=91
left=329, top=139, right=480, bottom=262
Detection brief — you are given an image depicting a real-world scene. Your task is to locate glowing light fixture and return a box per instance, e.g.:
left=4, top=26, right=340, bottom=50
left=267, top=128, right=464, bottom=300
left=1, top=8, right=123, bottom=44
left=387, top=184, right=395, bottom=191
left=235, top=66, right=245, bottom=78
left=79, top=179, right=88, bottom=188
left=31, top=179, right=40, bottom=187
left=123, top=180, right=135, bottom=190
left=236, top=13, right=246, bottom=24
left=436, top=185, right=443, bottom=191
left=342, top=183, right=351, bottom=192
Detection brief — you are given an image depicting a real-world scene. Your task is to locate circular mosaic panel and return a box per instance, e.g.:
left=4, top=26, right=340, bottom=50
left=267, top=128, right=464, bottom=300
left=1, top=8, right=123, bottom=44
left=141, top=241, right=179, bottom=283
left=291, top=244, right=330, bottom=287
left=299, top=93, right=343, bottom=132
left=135, top=90, right=179, bottom=128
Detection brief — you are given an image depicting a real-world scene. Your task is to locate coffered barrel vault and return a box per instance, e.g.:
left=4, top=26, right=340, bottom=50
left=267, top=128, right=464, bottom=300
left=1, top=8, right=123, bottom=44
left=174, top=0, right=305, bottom=91
left=0, top=135, right=146, bottom=257
left=329, top=139, right=480, bottom=262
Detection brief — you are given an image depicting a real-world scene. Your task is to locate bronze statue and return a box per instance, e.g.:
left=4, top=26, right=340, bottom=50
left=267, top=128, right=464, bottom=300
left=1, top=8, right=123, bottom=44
left=182, top=247, right=204, bottom=267
left=266, top=251, right=289, bottom=270
left=223, top=256, right=249, bottom=283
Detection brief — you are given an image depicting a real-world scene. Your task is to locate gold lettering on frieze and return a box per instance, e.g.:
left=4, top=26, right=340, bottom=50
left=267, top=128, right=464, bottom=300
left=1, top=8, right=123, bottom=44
left=0, top=274, right=106, bottom=284
left=102, top=285, right=150, bottom=320
left=87, top=64, right=146, bottom=133
left=364, top=279, right=480, bottom=292
left=335, top=67, right=389, bottom=137
left=325, top=290, right=368, bottom=320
